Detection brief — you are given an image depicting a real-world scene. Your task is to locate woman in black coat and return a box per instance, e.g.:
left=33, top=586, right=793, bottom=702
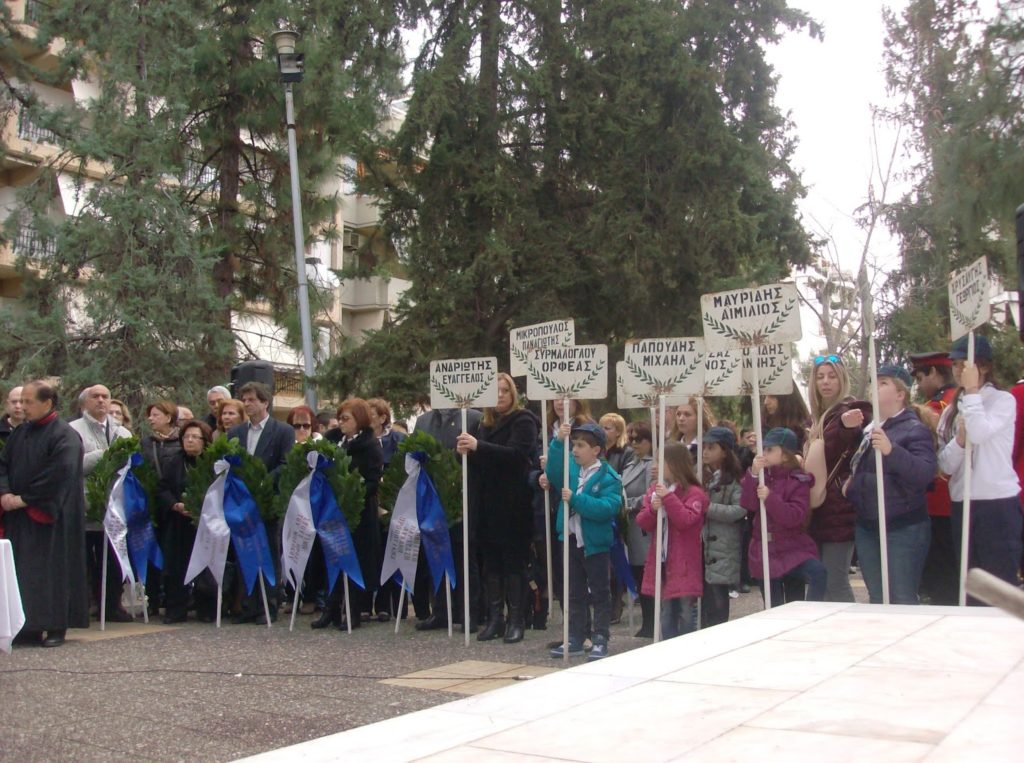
left=457, top=373, right=540, bottom=644
left=156, top=419, right=214, bottom=623
left=314, top=398, right=383, bottom=630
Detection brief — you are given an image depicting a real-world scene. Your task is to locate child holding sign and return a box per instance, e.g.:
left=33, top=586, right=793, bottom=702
left=740, top=428, right=826, bottom=606
left=937, top=335, right=1023, bottom=597
left=636, top=441, right=708, bottom=639
left=542, top=421, right=622, bottom=660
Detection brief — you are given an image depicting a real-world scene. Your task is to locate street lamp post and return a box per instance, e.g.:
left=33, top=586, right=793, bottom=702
left=272, top=29, right=317, bottom=410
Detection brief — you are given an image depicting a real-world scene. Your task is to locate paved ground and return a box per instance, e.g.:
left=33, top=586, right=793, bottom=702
left=1, top=579, right=868, bottom=762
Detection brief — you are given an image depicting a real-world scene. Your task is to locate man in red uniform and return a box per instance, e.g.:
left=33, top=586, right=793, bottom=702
left=910, top=351, right=959, bottom=605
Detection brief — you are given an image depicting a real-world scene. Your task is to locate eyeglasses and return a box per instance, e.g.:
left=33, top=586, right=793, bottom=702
left=628, top=437, right=648, bottom=444
left=814, top=354, right=841, bottom=366
left=292, top=423, right=312, bottom=430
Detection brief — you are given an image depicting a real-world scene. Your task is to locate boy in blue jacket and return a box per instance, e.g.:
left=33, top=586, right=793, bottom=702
left=543, top=420, right=622, bottom=660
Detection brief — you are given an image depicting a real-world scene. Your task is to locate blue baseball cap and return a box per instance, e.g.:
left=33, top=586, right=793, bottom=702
left=878, top=364, right=913, bottom=388
left=571, top=420, right=606, bottom=448
left=762, top=427, right=798, bottom=453
left=949, top=334, right=993, bottom=361
left=703, top=426, right=737, bottom=450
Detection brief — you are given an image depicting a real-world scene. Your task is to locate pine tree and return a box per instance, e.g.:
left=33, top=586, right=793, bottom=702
left=0, top=0, right=406, bottom=407
left=880, top=0, right=1024, bottom=373
left=323, top=0, right=818, bottom=410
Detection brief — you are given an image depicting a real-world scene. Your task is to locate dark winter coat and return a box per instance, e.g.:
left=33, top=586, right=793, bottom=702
left=740, top=465, right=818, bottom=580
left=342, top=428, right=384, bottom=593
left=845, top=408, right=937, bottom=529
left=809, top=399, right=871, bottom=544
left=467, top=408, right=540, bottom=547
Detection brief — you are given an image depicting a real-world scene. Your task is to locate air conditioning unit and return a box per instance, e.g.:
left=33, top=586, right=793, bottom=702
left=343, top=230, right=362, bottom=251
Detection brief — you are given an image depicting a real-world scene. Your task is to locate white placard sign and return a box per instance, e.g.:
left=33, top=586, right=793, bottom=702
left=509, top=319, right=576, bottom=376
left=429, top=357, right=499, bottom=410
left=740, top=343, right=794, bottom=395
left=616, top=361, right=658, bottom=409
left=623, top=336, right=705, bottom=398
left=701, top=282, right=802, bottom=349
left=702, top=349, right=743, bottom=397
left=526, top=344, right=608, bottom=400
left=948, top=256, right=990, bottom=341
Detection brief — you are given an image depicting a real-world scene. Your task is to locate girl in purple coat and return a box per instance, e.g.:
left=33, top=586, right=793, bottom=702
left=741, top=427, right=827, bottom=606
left=637, top=441, right=708, bottom=638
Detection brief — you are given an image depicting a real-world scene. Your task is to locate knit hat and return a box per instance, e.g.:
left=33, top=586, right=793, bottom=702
left=762, top=427, right=798, bottom=453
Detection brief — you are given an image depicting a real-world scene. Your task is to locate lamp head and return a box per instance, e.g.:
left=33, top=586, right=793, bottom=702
left=271, top=30, right=304, bottom=83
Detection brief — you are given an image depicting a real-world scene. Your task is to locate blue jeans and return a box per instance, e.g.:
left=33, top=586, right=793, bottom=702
left=855, top=519, right=931, bottom=604
left=760, top=558, right=827, bottom=607
left=661, top=596, right=697, bottom=639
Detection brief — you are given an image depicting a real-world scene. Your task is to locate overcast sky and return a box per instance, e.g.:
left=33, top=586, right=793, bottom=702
left=766, top=0, right=908, bottom=278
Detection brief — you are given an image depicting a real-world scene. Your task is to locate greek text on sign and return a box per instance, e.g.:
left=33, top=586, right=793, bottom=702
left=623, top=336, right=705, bottom=396
left=702, top=349, right=744, bottom=397
left=526, top=345, right=608, bottom=400
left=740, top=343, right=794, bottom=395
left=429, top=357, right=499, bottom=410
left=948, top=256, right=990, bottom=341
left=509, top=319, right=575, bottom=376
left=701, top=283, right=802, bottom=349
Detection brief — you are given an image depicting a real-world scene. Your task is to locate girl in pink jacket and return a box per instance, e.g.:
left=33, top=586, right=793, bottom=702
left=740, top=427, right=826, bottom=606
left=637, top=440, right=709, bottom=638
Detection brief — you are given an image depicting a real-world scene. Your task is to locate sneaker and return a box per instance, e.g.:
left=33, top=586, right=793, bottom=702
left=549, top=641, right=585, bottom=658
left=588, top=636, right=609, bottom=661
left=728, top=589, right=739, bottom=600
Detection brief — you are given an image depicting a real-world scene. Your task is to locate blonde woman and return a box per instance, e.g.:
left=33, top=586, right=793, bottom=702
left=599, top=413, right=633, bottom=475
left=801, top=354, right=870, bottom=602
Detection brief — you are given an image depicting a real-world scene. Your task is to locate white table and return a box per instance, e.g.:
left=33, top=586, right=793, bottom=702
left=242, top=602, right=1024, bottom=762
left=0, top=538, right=26, bottom=653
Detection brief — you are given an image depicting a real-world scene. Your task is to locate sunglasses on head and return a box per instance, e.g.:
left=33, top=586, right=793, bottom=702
left=814, top=354, right=841, bottom=366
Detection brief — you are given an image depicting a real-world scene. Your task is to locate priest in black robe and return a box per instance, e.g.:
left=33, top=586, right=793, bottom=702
left=0, top=380, right=89, bottom=647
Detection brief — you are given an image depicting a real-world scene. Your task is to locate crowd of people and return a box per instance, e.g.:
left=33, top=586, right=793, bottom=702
left=2, top=335, right=1023, bottom=658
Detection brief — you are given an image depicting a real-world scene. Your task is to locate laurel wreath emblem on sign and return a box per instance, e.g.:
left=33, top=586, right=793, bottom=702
left=703, top=298, right=798, bottom=347
left=430, top=370, right=496, bottom=409
left=617, top=372, right=659, bottom=407
left=517, top=343, right=605, bottom=397
left=624, top=353, right=702, bottom=395
left=950, top=300, right=982, bottom=333
left=703, top=355, right=742, bottom=396
left=739, top=356, right=788, bottom=396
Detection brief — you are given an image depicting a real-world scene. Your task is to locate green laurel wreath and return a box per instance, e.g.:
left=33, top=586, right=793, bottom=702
left=379, top=431, right=462, bottom=529
left=273, top=439, right=365, bottom=532
left=430, top=369, right=496, bottom=409
left=85, top=436, right=159, bottom=525
left=703, top=298, right=797, bottom=347
left=182, top=435, right=277, bottom=523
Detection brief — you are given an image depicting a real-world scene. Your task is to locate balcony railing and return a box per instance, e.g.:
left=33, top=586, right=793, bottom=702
left=182, top=160, right=220, bottom=193
left=17, top=105, right=60, bottom=145
left=12, top=227, right=57, bottom=260
left=25, top=0, right=47, bottom=25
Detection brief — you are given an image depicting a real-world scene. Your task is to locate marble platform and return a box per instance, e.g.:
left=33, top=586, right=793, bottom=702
left=242, top=602, right=1024, bottom=762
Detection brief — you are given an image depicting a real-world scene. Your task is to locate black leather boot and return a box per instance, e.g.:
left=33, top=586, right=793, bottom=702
left=476, top=574, right=505, bottom=641
left=310, top=603, right=340, bottom=629
left=503, top=574, right=525, bottom=644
